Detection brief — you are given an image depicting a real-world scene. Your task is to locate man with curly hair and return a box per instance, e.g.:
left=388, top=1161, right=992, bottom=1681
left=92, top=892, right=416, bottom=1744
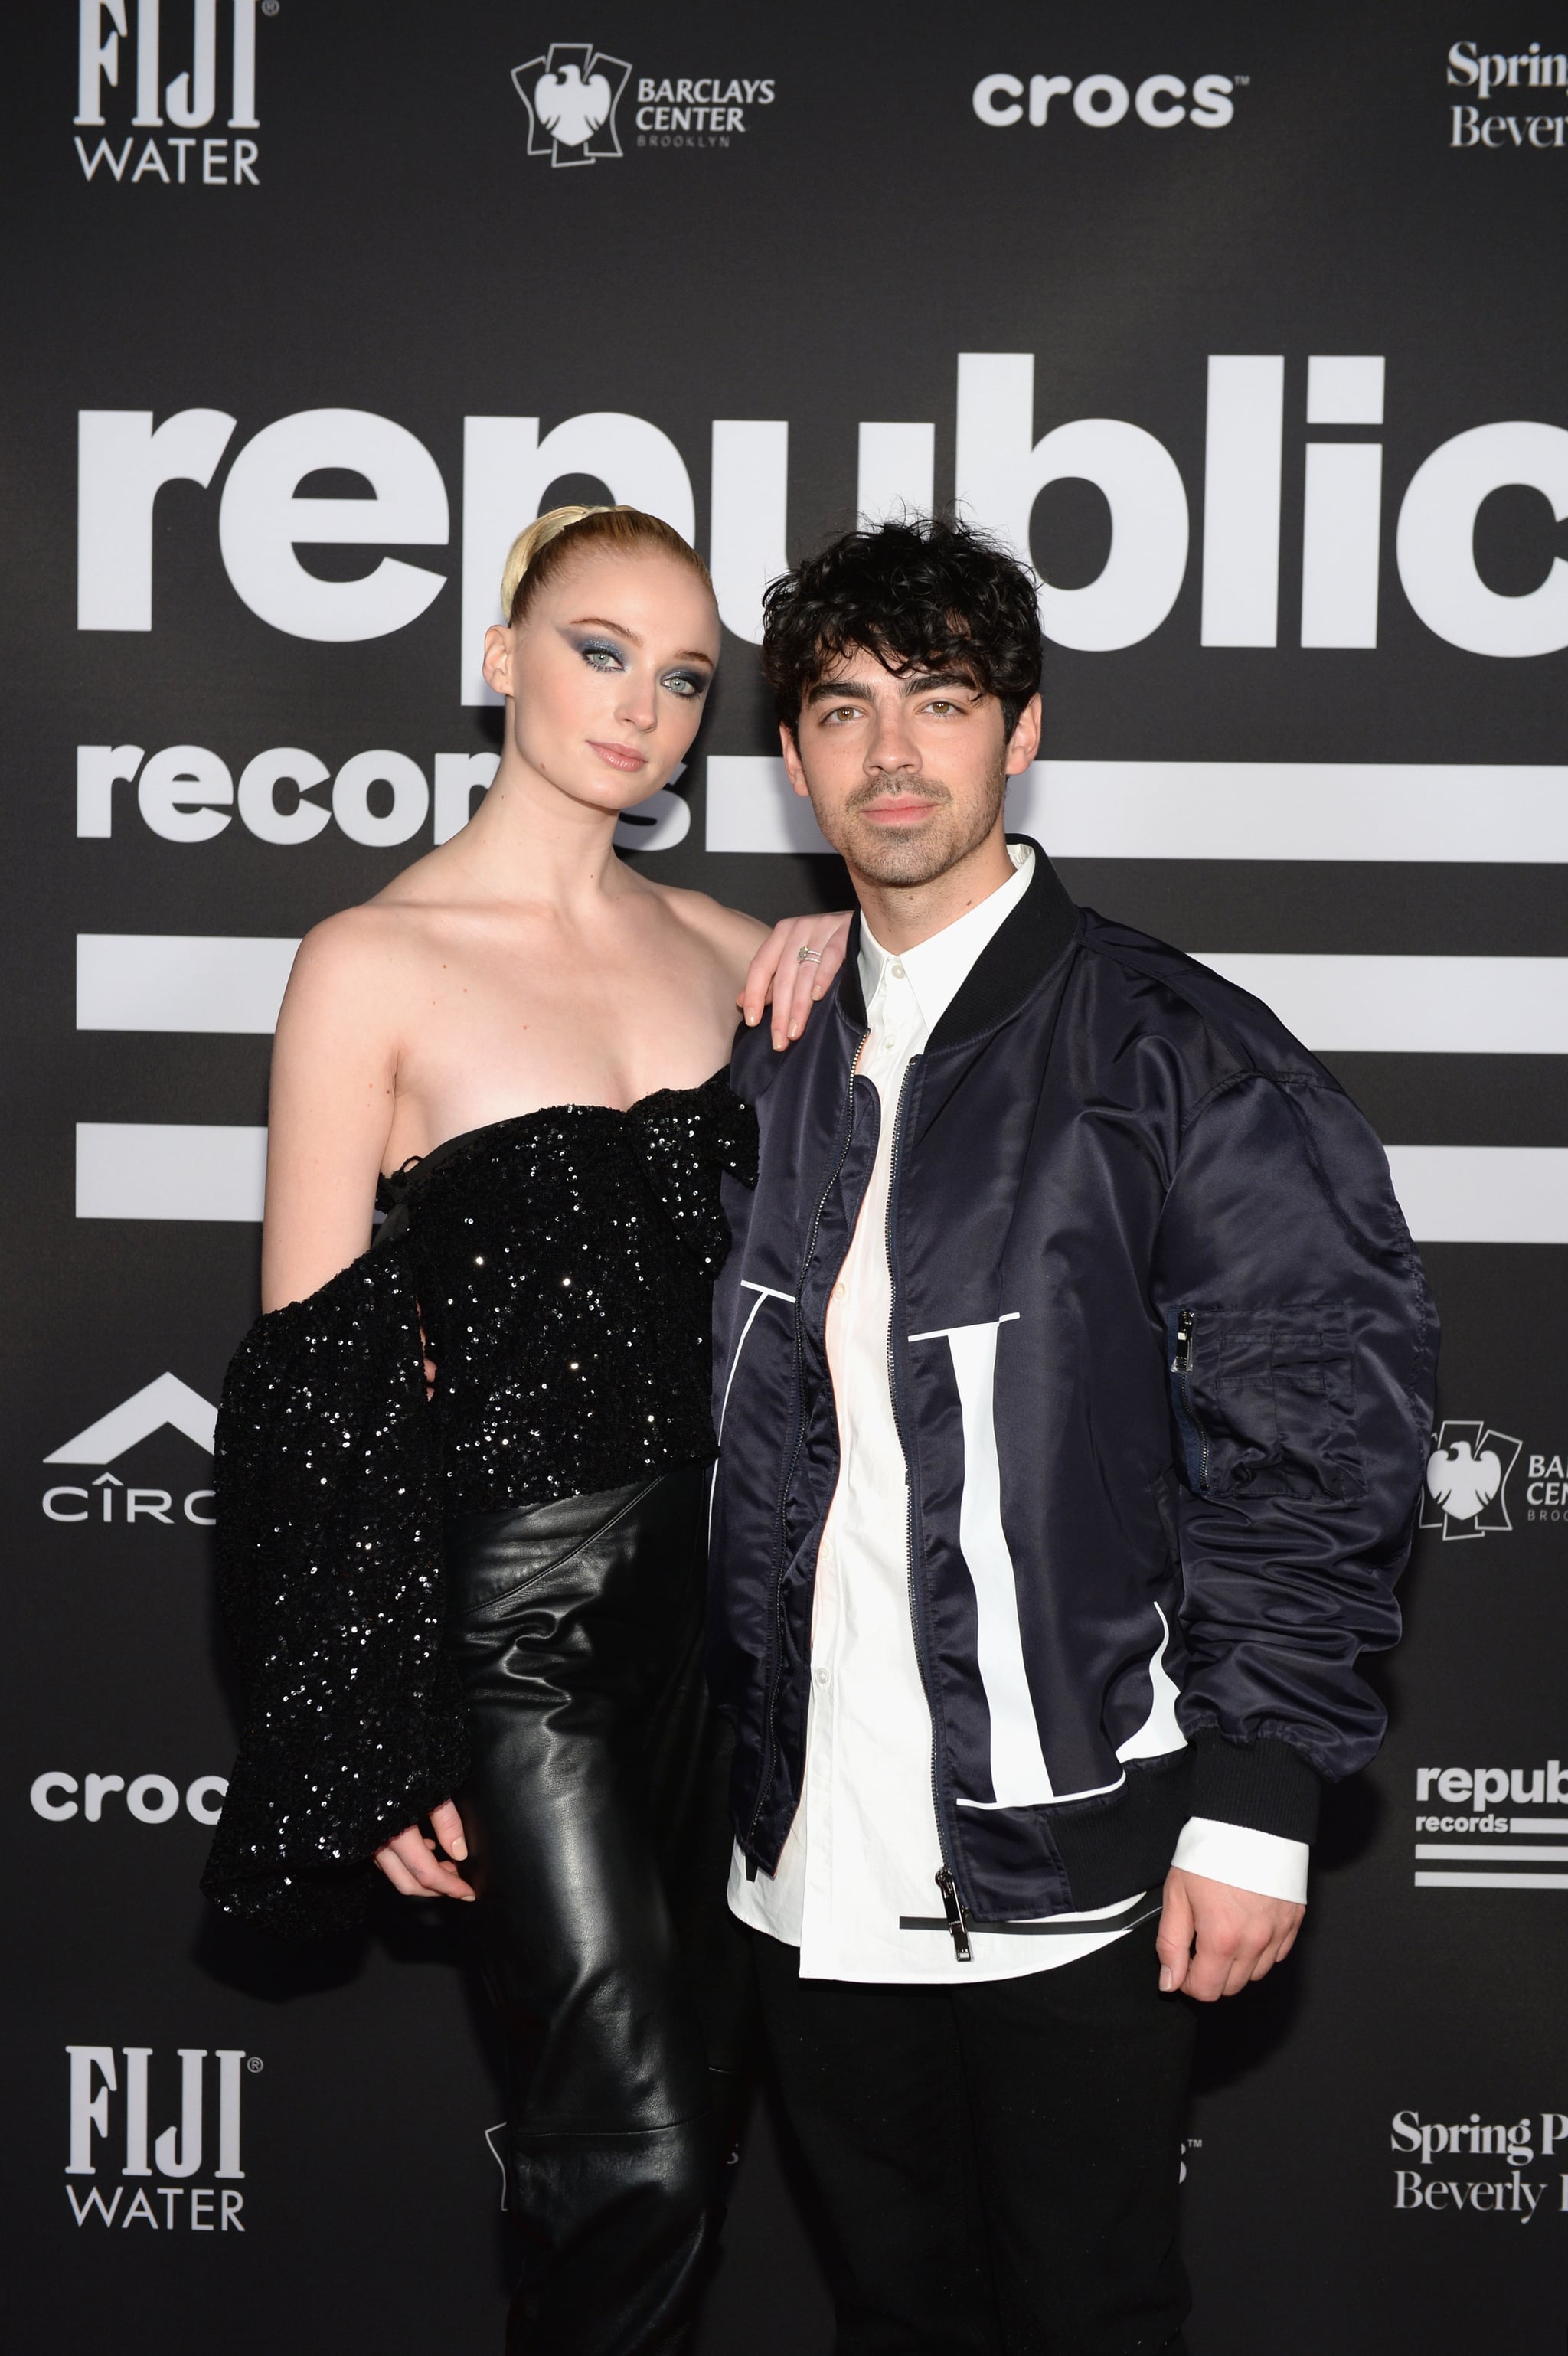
left=707, top=518, right=1434, bottom=2351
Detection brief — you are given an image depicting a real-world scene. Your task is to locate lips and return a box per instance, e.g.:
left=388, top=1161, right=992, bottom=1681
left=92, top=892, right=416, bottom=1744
left=860, top=796, right=939, bottom=822
left=589, top=740, right=648, bottom=773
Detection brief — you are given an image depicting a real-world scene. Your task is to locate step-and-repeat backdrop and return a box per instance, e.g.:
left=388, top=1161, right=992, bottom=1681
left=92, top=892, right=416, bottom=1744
left=6, top=5, right=1567, bottom=2350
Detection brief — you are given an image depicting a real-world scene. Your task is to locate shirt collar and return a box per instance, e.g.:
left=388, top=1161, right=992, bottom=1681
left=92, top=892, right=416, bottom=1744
left=858, top=841, right=1035, bottom=1035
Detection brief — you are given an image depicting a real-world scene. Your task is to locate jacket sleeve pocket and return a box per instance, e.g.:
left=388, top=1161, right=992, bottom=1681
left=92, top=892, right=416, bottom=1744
left=1171, top=1305, right=1365, bottom=1502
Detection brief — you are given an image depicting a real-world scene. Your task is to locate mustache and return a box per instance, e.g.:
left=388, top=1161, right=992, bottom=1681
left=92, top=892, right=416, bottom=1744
left=844, top=777, right=952, bottom=815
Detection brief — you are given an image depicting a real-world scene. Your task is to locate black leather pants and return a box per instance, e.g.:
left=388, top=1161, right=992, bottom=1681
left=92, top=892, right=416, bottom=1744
left=443, top=1462, right=752, bottom=2356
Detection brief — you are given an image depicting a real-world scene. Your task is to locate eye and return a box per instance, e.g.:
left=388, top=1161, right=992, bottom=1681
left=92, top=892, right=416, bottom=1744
left=661, top=669, right=709, bottom=699
left=577, top=639, right=625, bottom=672
left=821, top=702, right=861, bottom=724
left=923, top=698, right=962, bottom=716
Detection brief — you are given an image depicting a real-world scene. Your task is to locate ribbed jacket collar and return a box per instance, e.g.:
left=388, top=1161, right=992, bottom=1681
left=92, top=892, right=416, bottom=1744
left=835, top=835, right=1081, bottom=1050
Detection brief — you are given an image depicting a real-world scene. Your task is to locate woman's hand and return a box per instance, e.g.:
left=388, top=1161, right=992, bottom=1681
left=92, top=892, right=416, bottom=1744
left=738, top=911, right=853, bottom=1049
left=373, top=1799, right=475, bottom=1900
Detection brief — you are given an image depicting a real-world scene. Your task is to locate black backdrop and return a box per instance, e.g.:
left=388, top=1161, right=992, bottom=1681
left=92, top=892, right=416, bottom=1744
left=6, top=4, right=1568, bottom=2349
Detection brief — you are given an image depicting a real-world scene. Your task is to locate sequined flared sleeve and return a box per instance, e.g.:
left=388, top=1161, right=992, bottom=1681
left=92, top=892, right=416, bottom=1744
left=629, top=1073, right=759, bottom=1273
left=201, top=1243, right=469, bottom=1937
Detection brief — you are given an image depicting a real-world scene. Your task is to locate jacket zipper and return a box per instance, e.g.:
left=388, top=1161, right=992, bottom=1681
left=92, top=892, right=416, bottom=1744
left=745, top=1038, right=867, bottom=1854
left=1171, top=1307, right=1210, bottom=1492
left=935, top=1867, right=972, bottom=1962
left=885, top=1060, right=972, bottom=1962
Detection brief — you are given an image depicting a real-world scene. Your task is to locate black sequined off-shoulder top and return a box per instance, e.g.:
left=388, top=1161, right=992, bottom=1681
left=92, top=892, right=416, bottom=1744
left=202, top=1071, right=756, bottom=1937
left=376, top=1070, right=756, bottom=1514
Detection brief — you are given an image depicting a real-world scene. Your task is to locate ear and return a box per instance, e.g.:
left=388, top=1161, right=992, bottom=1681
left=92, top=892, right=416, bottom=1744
left=779, top=721, right=811, bottom=801
left=1004, top=691, right=1043, bottom=776
left=482, top=624, right=514, bottom=699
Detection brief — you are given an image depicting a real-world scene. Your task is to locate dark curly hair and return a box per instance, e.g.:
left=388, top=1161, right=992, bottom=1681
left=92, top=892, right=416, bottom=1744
left=760, top=516, right=1043, bottom=737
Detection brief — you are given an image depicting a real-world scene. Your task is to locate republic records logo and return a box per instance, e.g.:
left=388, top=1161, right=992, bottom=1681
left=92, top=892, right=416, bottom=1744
left=511, top=42, right=632, bottom=166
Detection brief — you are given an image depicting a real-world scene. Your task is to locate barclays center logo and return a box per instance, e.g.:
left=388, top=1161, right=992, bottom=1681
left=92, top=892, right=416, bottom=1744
left=511, top=42, right=632, bottom=166
left=1422, top=1417, right=1523, bottom=1541
left=511, top=42, right=776, bottom=160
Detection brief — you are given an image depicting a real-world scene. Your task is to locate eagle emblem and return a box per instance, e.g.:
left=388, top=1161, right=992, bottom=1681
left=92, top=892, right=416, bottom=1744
left=1420, top=1419, right=1521, bottom=1541
left=512, top=43, right=632, bottom=167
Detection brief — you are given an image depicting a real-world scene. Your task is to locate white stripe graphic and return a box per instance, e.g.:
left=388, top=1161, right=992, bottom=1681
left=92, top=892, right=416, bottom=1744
left=76, top=932, right=1568, bottom=1060
left=1416, top=1872, right=1568, bottom=1890
left=73, top=1134, right=1567, bottom=1243
left=704, top=756, right=1568, bottom=864
left=77, top=1124, right=268, bottom=1221
left=1416, top=1845, right=1568, bottom=1861
left=710, top=1282, right=794, bottom=1540
left=77, top=935, right=299, bottom=1034
left=1114, top=1603, right=1187, bottom=1762
left=1384, top=1147, right=1568, bottom=1245
left=717, top=1283, right=795, bottom=1443
left=1189, top=954, right=1568, bottom=1056
left=916, top=1317, right=1055, bottom=1807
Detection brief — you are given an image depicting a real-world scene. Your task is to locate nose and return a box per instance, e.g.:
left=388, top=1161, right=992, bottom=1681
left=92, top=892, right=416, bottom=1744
left=864, top=703, right=920, bottom=779
left=613, top=665, right=658, bottom=734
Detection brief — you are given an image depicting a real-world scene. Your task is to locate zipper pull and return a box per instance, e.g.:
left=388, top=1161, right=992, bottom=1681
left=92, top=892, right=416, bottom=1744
left=1171, top=1308, right=1195, bottom=1375
left=935, top=1867, right=972, bottom=1963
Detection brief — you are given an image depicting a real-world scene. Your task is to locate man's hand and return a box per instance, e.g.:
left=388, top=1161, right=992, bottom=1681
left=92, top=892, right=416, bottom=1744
left=1155, top=1867, right=1303, bottom=2001
left=373, top=1799, right=475, bottom=1900
left=738, top=912, right=853, bottom=1049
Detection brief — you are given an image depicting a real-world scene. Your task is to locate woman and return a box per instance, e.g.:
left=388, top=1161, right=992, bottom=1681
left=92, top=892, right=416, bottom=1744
left=202, top=505, right=846, bottom=2353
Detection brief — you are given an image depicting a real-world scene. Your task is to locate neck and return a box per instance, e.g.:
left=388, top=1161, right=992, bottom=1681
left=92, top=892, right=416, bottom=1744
left=442, top=730, right=630, bottom=909
left=850, top=821, right=1016, bottom=954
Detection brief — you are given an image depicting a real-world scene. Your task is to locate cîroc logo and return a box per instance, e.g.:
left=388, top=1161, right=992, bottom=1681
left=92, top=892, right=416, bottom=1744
left=1422, top=1418, right=1522, bottom=1540
left=43, top=1373, right=217, bottom=1528
left=512, top=42, right=632, bottom=166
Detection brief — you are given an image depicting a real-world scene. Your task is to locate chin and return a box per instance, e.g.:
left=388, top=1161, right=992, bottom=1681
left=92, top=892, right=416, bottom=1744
left=843, top=815, right=962, bottom=887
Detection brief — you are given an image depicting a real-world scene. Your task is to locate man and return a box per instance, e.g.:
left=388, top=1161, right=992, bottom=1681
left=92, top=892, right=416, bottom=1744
left=708, top=518, right=1436, bottom=2353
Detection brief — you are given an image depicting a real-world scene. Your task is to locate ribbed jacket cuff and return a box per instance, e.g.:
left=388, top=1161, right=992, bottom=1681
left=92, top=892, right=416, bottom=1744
left=1190, top=1730, right=1321, bottom=1845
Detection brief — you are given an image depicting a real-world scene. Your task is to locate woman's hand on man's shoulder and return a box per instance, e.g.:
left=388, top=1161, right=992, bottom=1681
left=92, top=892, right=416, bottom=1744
left=739, top=910, right=853, bottom=1048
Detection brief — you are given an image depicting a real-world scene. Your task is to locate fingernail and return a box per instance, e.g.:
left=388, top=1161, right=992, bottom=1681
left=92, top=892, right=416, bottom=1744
left=746, top=1010, right=758, bottom=1025
left=451, top=1838, right=467, bottom=1861
left=1159, top=1968, right=1174, bottom=1992
left=789, top=1019, right=801, bottom=1039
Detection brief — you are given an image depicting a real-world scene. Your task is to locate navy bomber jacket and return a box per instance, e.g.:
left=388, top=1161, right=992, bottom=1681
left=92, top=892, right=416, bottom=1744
left=708, top=843, right=1437, bottom=1926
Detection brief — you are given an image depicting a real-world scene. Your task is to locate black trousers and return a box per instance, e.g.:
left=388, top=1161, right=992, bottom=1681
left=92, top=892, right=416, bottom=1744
left=444, top=1466, right=752, bottom=2356
left=752, top=1923, right=1195, bottom=2356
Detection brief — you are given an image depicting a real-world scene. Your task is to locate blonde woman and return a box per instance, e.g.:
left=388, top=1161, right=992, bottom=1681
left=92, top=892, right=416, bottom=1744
left=204, top=507, right=846, bottom=2353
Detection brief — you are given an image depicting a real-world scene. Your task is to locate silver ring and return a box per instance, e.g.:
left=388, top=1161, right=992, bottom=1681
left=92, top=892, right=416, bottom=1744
left=796, top=945, right=824, bottom=965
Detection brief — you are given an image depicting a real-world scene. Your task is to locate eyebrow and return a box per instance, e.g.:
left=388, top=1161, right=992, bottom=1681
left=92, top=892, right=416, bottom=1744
left=805, top=669, right=981, bottom=707
left=567, top=616, right=714, bottom=666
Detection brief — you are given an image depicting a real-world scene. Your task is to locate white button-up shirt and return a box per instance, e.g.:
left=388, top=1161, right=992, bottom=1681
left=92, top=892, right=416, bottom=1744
left=729, top=845, right=1306, bottom=1985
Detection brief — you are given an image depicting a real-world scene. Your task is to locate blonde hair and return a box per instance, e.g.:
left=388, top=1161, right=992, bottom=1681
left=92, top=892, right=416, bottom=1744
left=499, top=504, right=713, bottom=627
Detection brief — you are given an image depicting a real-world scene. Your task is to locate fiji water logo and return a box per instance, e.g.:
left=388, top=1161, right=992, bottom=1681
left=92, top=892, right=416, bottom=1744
left=65, top=2045, right=253, bottom=2230
left=511, top=41, right=632, bottom=166
left=74, top=0, right=265, bottom=187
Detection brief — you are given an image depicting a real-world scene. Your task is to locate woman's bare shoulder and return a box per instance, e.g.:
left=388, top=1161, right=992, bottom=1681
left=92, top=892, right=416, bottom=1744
left=645, top=878, right=769, bottom=964
left=279, top=898, right=445, bottom=1035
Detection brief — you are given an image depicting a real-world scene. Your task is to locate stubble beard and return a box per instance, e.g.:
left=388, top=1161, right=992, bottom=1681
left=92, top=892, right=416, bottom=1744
left=834, top=768, right=1008, bottom=889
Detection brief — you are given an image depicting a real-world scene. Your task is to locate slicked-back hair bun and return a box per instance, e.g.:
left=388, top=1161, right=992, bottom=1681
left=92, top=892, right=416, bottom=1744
left=498, top=505, right=713, bottom=629
left=760, top=515, right=1043, bottom=738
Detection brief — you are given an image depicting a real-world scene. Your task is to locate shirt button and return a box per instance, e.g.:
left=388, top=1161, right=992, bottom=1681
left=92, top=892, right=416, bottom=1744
left=890, top=960, right=906, bottom=979
left=831, top=1281, right=846, bottom=1301
left=812, top=1663, right=830, bottom=1689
